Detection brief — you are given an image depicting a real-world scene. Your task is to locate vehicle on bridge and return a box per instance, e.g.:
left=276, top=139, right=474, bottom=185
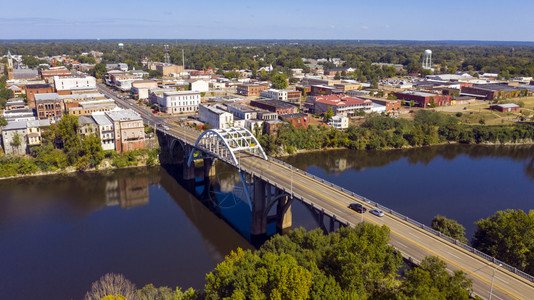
left=348, top=203, right=366, bottom=213
left=370, top=209, right=384, bottom=217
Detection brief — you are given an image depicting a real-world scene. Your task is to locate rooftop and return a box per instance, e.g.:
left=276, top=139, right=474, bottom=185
left=92, top=113, right=113, bottom=126
left=399, top=90, right=437, bottom=97
left=35, top=93, right=60, bottom=101
left=3, top=120, right=28, bottom=131
left=314, top=94, right=371, bottom=106
left=25, top=83, right=52, bottom=89
left=471, top=84, right=519, bottom=92
left=105, top=109, right=142, bottom=122
left=251, top=99, right=297, bottom=110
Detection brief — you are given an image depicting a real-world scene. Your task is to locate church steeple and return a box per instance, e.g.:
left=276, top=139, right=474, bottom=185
left=7, top=50, right=14, bottom=80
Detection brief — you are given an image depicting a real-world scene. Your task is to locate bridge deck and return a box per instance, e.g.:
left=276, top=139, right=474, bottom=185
left=164, top=126, right=534, bottom=300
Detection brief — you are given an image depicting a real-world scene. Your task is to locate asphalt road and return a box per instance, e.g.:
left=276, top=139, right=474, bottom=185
left=96, top=85, right=534, bottom=299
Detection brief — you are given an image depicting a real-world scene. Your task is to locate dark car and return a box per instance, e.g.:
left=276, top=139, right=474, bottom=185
left=348, top=203, right=366, bottom=213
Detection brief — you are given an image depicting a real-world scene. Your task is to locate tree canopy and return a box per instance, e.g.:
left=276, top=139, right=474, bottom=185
left=472, top=209, right=534, bottom=275
left=204, top=224, right=474, bottom=299
left=431, top=215, right=468, bottom=244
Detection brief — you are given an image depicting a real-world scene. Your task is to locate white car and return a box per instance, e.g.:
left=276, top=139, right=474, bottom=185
left=369, top=209, right=385, bottom=217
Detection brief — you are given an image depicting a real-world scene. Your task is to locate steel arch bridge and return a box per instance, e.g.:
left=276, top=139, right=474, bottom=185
left=186, top=127, right=269, bottom=211
left=186, top=127, right=267, bottom=167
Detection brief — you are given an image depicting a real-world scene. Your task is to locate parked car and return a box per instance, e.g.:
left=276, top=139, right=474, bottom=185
left=369, top=209, right=384, bottom=217
left=348, top=203, right=366, bottom=213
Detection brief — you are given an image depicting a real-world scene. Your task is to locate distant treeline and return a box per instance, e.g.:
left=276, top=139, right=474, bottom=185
left=2, top=40, right=534, bottom=79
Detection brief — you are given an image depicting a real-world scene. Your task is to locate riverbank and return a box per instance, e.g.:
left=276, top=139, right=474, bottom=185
left=272, top=139, right=534, bottom=158
left=0, top=149, right=160, bottom=180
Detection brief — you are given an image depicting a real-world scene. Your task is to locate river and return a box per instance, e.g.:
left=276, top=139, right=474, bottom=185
left=0, top=145, right=533, bottom=299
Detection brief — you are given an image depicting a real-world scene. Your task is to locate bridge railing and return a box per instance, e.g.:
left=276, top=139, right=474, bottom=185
left=268, top=157, right=534, bottom=283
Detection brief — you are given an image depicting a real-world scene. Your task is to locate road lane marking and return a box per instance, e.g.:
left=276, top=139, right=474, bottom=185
left=396, top=242, right=408, bottom=248
left=492, top=294, right=504, bottom=300
left=242, top=157, right=526, bottom=300
left=446, top=251, right=461, bottom=260
left=496, top=277, right=509, bottom=284
left=408, top=232, right=420, bottom=239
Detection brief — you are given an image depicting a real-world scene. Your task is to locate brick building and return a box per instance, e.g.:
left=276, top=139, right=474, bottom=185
left=393, top=91, right=451, bottom=108
left=310, top=85, right=344, bottom=96
left=250, top=99, right=298, bottom=115
left=280, top=113, right=308, bottom=129
left=35, top=93, right=63, bottom=120
left=236, top=83, right=269, bottom=96
left=460, top=84, right=522, bottom=100
left=40, top=67, right=71, bottom=81
left=490, top=103, right=520, bottom=112
left=367, top=99, right=401, bottom=113
left=260, top=89, right=302, bottom=103
left=105, top=109, right=145, bottom=153
left=25, top=83, right=54, bottom=108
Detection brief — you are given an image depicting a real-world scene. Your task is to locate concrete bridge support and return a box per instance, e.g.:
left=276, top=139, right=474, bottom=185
left=251, top=179, right=267, bottom=236
left=250, top=176, right=293, bottom=237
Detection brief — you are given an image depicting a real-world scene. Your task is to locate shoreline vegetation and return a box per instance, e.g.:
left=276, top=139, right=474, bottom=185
left=2, top=111, right=534, bottom=179
left=258, top=111, right=534, bottom=156
left=0, top=114, right=160, bottom=179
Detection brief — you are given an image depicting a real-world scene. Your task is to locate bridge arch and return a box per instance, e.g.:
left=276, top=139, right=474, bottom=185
left=187, top=127, right=267, bottom=167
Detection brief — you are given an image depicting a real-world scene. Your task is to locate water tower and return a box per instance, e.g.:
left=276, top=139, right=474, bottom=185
left=422, top=49, right=432, bottom=70
left=118, top=43, right=124, bottom=50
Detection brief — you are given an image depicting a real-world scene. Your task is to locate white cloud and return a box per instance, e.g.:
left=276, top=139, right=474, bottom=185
left=361, top=25, right=368, bottom=30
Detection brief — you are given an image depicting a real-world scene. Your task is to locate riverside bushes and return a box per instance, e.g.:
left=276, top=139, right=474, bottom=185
left=259, top=111, right=534, bottom=155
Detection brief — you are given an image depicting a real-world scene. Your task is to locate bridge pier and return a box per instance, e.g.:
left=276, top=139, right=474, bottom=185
left=203, top=158, right=216, bottom=178
left=250, top=176, right=293, bottom=237
left=251, top=179, right=267, bottom=236
left=276, top=193, right=292, bottom=233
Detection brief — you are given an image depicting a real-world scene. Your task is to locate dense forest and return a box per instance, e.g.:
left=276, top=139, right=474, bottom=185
left=2, top=40, right=534, bottom=80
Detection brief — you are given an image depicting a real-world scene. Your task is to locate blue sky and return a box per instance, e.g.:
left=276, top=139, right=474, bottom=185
left=1, top=0, right=533, bottom=41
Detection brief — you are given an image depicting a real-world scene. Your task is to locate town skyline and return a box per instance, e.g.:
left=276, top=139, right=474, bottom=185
left=2, top=0, right=534, bottom=41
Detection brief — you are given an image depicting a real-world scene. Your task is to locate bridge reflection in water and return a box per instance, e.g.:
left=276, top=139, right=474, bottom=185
left=158, top=129, right=344, bottom=246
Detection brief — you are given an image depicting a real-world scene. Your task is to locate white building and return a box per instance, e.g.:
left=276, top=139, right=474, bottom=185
left=191, top=80, right=209, bottom=93
left=106, top=63, right=128, bottom=72
left=328, top=115, right=349, bottom=130
left=2, top=121, right=28, bottom=155
left=370, top=103, right=386, bottom=113
left=198, top=104, right=234, bottom=129
left=155, top=91, right=201, bottom=115
left=92, top=112, right=116, bottom=151
left=225, top=103, right=258, bottom=120
left=115, top=78, right=138, bottom=92
left=53, top=76, right=96, bottom=92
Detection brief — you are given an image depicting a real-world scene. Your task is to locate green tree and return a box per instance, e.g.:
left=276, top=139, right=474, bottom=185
left=401, top=256, right=473, bottom=299
left=323, top=107, right=334, bottom=123
left=271, top=72, right=288, bottom=90
left=0, top=116, right=7, bottom=126
left=431, top=215, right=468, bottom=243
left=472, top=209, right=534, bottom=274
left=89, top=63, right=108, bottom=79
left=205, top=248, right=313, bottom=300
left=11, top=132, right=22, bottom=155
left=334, top=72, right=341, bottom=80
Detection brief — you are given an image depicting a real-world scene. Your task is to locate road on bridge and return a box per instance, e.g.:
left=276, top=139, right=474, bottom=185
left=95, top=85, right=534, bottom=299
